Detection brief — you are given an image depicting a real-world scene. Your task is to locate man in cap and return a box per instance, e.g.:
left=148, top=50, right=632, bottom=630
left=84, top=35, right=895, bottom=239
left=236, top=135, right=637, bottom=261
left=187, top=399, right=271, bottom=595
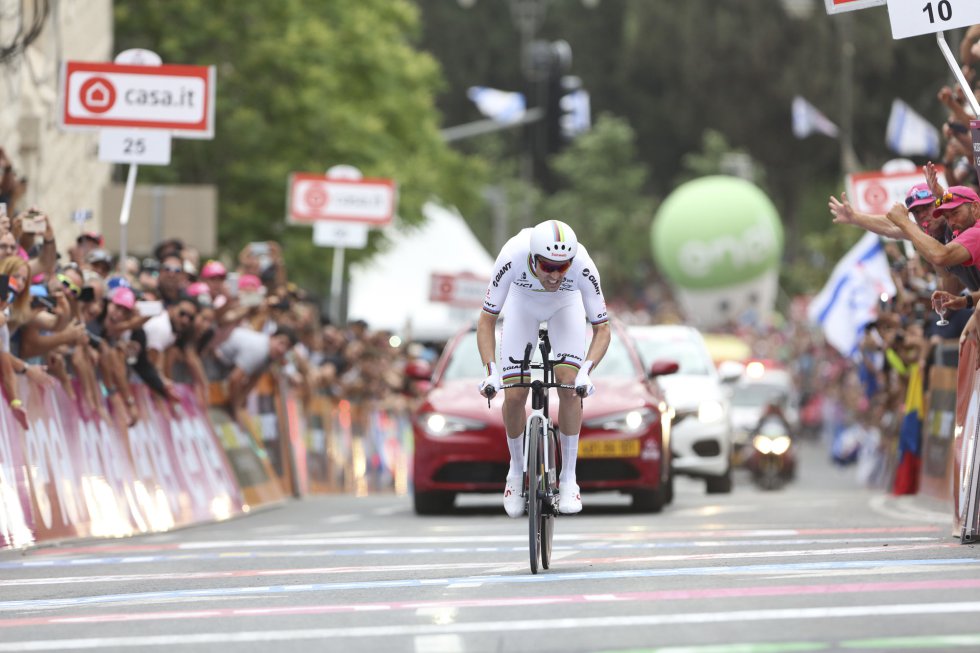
left=884, top=186, right=980, bottom=271
left=71, top=232, right=103, bottom=267
left=86, top=248, right=113, bottom=278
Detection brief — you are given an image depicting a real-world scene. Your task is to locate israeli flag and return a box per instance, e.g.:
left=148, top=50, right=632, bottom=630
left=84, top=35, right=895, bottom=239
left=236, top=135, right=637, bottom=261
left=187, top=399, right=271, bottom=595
left=807, top=232, right=896, bottom=357
left=886, top=99, right=940, bottom=158
left=467, top=86, right=526, bottom=124
left=792, top=96, right=839, bottom=139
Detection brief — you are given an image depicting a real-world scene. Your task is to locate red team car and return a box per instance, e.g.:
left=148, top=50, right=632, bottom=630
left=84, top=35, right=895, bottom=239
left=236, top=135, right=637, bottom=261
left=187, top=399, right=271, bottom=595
left=411, top=321, right=677, bottom=515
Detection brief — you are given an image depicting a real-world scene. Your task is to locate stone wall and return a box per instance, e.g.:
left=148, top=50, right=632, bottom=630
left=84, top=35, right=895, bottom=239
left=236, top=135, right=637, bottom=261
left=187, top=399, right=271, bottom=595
left=0, top=0, right=113, bottom=242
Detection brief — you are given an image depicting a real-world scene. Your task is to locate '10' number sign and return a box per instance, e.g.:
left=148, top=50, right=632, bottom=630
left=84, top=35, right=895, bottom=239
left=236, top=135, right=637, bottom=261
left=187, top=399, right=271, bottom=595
left=887, top=0, right=980, bottom=40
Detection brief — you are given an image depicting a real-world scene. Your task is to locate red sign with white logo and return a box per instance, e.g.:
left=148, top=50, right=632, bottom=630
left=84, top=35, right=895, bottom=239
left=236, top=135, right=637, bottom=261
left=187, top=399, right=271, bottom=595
left=60, top=61, right=215, bottom=138
left=429, top=272, right=489, bottom=309
left=288, top=173, right=397, bottom=226
left=845, top=166, right=947, bottom=214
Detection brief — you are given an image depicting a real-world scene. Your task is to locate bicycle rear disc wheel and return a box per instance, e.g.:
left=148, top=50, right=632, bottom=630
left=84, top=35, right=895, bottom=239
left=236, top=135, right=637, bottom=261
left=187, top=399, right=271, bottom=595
left=527, top=421, right=542, bottom=575
left=541, top=427, right=558, bottom=569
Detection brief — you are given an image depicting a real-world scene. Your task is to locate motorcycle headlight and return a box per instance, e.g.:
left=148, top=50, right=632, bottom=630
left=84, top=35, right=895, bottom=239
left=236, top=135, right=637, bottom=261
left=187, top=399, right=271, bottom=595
left=584, top=408, right=656, bottom=433
left=753, top=434, right=791, bottom=455
left=697, top=400, right=725, bottom=424
left=770, top=435, right=791, bottom=455
left=418, top=412, right=486, bottom=437
left=752, top=435, right=773, bottom=454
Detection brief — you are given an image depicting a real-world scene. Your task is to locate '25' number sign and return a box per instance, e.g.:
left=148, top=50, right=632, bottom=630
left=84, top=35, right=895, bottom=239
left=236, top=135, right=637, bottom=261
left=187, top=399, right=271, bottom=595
left=887, top=0, right=980, bottom=40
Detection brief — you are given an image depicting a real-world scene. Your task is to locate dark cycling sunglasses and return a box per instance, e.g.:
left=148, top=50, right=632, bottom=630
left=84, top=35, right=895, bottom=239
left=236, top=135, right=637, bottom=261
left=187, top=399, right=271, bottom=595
left=904, top=189, right=932, bottom=209
left=535, top=255, right=572, bottom=275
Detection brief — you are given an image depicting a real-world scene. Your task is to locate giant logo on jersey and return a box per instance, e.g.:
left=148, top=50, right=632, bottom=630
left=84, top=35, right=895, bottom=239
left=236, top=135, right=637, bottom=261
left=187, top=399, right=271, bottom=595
left=581, top=268, right=601, bottom=295
left=492, top=262, right=512, bottom=287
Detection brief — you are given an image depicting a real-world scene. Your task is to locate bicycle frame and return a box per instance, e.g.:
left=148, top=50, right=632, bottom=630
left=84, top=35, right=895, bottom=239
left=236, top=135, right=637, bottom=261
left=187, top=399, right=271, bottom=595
left=507, top=327, right=577, bottom=573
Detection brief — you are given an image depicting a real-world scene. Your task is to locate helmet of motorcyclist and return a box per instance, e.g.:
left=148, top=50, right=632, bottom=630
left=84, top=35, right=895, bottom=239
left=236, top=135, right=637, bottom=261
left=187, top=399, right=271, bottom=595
left=530, top=220, right=578, bottom=268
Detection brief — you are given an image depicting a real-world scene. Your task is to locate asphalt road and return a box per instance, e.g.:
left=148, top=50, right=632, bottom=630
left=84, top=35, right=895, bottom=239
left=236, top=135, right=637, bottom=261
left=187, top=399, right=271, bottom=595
left=0, top=440, right=975, bottom=653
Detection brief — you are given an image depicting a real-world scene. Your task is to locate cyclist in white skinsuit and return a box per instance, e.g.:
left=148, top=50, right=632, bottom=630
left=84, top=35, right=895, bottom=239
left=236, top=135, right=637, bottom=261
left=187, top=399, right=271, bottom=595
left=477, top=219, right=611, bottom=517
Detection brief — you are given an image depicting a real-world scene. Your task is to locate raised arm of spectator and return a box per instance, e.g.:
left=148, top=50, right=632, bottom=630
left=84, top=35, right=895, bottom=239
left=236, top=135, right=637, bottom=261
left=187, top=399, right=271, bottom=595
left=19, top=319, right=86, bottom=360
left=226, top=366, right=260, bottom=411
left=829, top=192, right=906, bottom=239
left=938, top=86, right=974, bottom=128
left=884, top=202, right=970, bottom=267
left=28, top=214, right=57, bottom=278
left=924, top=162, right=946, bottom=199
left=0, top=352, right=27, bottom=428
left=130, top=327, right=172, bottom=399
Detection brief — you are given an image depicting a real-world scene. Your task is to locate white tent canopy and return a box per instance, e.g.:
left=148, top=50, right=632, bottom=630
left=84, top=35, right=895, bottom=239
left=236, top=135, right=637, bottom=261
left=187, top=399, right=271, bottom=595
left=347, top=202, right=495, bottom=342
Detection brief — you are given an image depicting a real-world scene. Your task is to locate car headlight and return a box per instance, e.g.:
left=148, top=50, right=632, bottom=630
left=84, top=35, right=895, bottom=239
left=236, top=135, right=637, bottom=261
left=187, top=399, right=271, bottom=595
left=752, top=434, right=791, bottom=455
left=584, top=408, right=656, bottom=433
left=418, top=412, right=486, bottom=437
left=698, top=400, right=725, bottom=424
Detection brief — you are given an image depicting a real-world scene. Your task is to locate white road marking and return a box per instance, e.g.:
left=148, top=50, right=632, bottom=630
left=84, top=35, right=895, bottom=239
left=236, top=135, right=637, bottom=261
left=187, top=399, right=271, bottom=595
left=868, top=494, right=950, bottom=525
left=323, top=515, right=362, bottom=525
left=1, top=602, right=979, bottom=650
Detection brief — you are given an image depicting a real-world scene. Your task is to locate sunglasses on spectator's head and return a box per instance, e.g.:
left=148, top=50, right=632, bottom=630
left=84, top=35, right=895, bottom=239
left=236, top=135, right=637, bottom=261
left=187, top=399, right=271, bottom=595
left=904, top=189, right=933, bottom=208
left=161, top=265, right=183, bottom=274
left=535, top=255, right=573, bottom=275
left=935, top=191, right=976, bottom=207
left=58, top=274, right=80, bottom=297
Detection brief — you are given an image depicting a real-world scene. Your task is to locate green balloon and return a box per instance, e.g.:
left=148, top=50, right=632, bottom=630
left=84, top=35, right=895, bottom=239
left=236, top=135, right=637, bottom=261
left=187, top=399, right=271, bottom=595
left=651, top=176, right=784, bottom=290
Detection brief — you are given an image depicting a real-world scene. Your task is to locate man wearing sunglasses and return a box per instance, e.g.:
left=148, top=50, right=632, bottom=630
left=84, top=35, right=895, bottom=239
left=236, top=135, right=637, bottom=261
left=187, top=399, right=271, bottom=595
left=832, top=181, right=980, bottom=294
left=884, top=186, right=980, bottom=274
left=477, top=219, right=610, bottom=516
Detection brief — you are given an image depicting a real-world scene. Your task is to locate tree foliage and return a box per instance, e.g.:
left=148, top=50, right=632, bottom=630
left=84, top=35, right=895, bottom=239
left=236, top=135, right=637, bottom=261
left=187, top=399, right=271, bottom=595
left=416, top=0, right=952, bottom=292
left=114, top=0, right=486, bottom=295
left=540, top=114, right=656, bottom=297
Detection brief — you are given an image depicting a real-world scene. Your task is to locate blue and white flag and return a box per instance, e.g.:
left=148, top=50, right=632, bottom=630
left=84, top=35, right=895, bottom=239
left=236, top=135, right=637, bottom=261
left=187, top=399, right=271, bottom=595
left=467, top=86, right=526, bottom=124
left=792, top=96, right=839, bottom=139
left=886, top=99, right=940, bottom=158
left=807, top=232, right=896, bottom=357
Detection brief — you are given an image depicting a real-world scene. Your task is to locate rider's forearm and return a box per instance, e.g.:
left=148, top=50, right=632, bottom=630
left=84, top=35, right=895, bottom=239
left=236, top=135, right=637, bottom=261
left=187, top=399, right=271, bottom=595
left=476, top=311, right=498, bottom=366
left=584, top=323, right=611, bottom=369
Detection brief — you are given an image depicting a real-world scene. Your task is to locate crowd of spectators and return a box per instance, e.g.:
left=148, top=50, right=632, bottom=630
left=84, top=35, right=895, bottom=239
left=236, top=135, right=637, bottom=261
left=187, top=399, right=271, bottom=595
left=0, top=149, right=424, bottom=434
left=818, top=27, right=980, bottom=490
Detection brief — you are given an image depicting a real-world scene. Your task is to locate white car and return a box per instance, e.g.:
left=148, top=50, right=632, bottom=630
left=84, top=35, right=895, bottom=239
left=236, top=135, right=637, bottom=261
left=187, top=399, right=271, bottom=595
left=628, top=325, right=735, bottom=493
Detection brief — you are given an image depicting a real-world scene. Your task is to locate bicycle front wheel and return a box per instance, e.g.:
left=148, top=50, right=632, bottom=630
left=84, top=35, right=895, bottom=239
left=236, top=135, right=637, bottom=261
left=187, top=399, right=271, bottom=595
left=540, top=426, right=559, bottom=570
left=527, top=418, right=543, bottom=574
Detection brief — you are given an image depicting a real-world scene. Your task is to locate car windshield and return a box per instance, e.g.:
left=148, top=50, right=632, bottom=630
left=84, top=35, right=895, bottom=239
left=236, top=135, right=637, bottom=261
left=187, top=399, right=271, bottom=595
left=441, top=330, right=637, bottom=382
left=731, top=383, right=788, bottom=408
left=632, top=336, right=712, bottom=376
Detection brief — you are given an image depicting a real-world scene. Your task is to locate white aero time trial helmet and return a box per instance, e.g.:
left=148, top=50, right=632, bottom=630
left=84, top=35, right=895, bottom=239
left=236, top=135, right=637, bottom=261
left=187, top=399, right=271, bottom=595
left=530, top=219, right=578, bottom=263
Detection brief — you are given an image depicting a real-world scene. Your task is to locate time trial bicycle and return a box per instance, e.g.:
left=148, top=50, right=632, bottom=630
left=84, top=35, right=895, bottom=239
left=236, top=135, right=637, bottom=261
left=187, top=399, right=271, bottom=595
left=506, top=327, right=583, bottom=574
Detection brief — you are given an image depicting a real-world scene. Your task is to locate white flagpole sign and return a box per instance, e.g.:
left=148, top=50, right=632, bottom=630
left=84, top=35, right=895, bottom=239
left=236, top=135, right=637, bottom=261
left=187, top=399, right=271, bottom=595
left=887, top=0, right=980, bottom=40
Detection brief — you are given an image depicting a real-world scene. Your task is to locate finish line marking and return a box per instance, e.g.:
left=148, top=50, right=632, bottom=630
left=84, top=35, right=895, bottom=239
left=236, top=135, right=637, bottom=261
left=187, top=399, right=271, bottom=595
left=1, top=602, right=979, bottom=650
left=0, top=536, right=941, bottom=570
left=0, top=558, right=974, bottom=613
left=0, top=577, right=977, bottom=629
left=0, top=543, right=952, bottom=589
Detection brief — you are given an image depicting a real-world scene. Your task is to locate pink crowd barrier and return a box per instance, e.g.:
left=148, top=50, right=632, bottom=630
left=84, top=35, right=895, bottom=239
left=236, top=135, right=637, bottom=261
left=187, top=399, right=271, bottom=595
left=0, top=379, right=250, bottom=550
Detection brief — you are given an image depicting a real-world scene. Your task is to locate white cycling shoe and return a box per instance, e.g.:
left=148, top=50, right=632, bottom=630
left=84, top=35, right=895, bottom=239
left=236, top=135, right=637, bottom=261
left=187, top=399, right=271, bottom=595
left=503, top=475, right=524, bottom=518
left=558, top=481, right=582, bottom=514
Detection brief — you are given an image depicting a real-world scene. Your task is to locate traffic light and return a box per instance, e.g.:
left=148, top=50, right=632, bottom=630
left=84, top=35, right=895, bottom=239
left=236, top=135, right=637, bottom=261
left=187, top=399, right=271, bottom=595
left=545, top=71, right=590, bottom=154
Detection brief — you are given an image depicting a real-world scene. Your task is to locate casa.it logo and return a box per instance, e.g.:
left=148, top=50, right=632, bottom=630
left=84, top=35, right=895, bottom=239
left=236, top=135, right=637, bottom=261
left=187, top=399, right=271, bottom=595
left=79, top=77, right=116, bottom=114
left=304, top=184, right=329, bottom=211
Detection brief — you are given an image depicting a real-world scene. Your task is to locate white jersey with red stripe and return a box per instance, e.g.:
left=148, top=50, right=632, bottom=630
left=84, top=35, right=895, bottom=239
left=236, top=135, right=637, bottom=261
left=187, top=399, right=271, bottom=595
left=482, top=228, right=608, bottom=326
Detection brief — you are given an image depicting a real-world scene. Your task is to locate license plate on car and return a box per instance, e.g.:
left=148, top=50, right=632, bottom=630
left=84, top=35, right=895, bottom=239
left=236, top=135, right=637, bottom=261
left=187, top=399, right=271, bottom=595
left=579, top=439, right=640, bottom=458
